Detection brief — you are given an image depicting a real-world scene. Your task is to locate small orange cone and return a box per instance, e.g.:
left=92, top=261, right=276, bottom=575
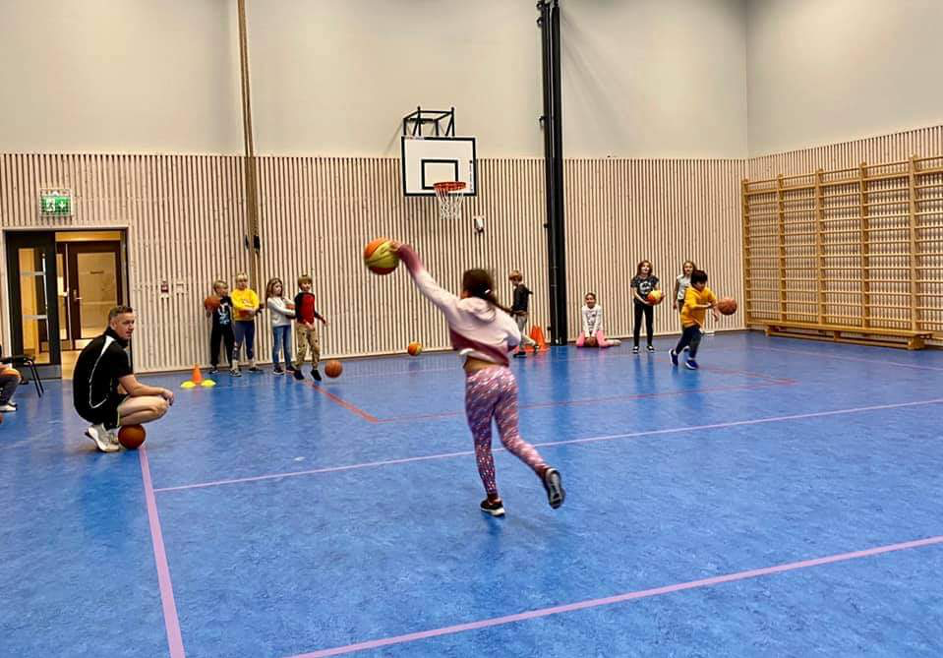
left=191, top=364, right=203, bottom=385
left=530, top=326, right=549, bottom=352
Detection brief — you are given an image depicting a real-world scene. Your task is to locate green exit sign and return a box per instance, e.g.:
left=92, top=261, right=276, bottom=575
left=40, top=189, right=72, bottom=216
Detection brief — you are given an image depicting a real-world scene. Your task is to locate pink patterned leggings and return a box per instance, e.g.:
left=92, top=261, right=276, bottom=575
left=465, top=366, right=547, bottom=496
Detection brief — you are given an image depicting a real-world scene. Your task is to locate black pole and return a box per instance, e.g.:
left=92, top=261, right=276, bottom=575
left=549, top=0, right=566, bottom=345
left=538, top=0, right=567, bottom=346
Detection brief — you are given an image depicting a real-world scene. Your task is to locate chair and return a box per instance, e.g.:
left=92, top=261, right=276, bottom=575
left=0, top=345, right=44, bottom=397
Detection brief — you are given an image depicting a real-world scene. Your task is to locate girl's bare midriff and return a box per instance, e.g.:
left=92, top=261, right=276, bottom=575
left=464, top=356, right=500, bottom=375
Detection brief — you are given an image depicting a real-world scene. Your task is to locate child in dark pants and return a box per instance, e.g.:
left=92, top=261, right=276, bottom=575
left=670, top=269, right=719, bottom=370
left=207, top=280, right=235, bottom=374
left=630, top=260, right=660, bottom=354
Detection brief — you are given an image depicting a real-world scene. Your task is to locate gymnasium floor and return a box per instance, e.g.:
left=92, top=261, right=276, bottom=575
left=2, top=331, right=942, bottom=657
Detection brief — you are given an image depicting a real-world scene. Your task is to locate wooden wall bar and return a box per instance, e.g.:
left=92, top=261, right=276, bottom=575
left=743, top=154, right=943, bottom=337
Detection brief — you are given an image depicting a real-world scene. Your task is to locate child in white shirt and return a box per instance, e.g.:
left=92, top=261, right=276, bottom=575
left=576, top=292, right=621, bottom=348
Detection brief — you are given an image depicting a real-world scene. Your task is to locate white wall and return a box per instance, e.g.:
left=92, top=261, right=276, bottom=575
left=562, top=0, right=748, bottom=158
left=0, top=0, right=748, bottom=159
left=747, top=0, right=943, bottom=156
left=244, top=0, right=543, bottom=158
left=0, top=0, right=243, bottom=154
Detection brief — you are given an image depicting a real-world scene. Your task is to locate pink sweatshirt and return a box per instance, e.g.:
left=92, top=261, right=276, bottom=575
left=398, top=245, right=521, bottom=366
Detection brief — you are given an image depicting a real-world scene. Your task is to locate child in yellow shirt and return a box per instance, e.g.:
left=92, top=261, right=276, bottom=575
left=670, top=269, right=720, bottom=370
left=230, top=272, right=261, bottom=375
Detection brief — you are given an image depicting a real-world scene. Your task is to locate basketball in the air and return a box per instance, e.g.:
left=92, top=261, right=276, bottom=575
left=407, top=342, right=422, bottom=356
left=716, top=297, right=738, bottom=315
left=204, top=295, right=221, bottom=312
left=324, top=360, right=343, bottom=378
left=118, top=424, right=146, bottom=449
left=363, top=238, right=399, bottom=275
left=647, top=290, right=664, bottom=305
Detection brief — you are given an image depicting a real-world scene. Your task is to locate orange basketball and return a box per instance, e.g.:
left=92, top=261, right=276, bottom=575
left=118, top=424, right=147, bottom=449
left=716, top=297, right=738, bottom=315
left=363, top=238, right=399, bottom=275
left=585, top=336, right=598, bottom=348
left=4, top=367, right=20, bottom=378
left=407, top=342, right=422, bottom=356
left=203, top=295, right=221, bottom=312
left=324, top=360, right=343, bottom=378
left=647, top=290, right=664, bottom=305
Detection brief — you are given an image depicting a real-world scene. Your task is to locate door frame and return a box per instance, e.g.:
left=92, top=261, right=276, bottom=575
left=57, top=240, right=123, bottom=350
left=4, top=231, right=61, bottom=378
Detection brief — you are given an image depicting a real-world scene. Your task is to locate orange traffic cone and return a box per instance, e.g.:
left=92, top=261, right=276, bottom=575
left=191, top=364, right=203, bottom=385
left=530, top=326, right=549, bottom=352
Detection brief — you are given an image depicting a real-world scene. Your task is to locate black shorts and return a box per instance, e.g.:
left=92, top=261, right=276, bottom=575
left=76, top=393, right=128, bottom=429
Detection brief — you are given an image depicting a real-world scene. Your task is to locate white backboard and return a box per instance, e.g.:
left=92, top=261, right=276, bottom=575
left=401, top=136, right=477, bottom=196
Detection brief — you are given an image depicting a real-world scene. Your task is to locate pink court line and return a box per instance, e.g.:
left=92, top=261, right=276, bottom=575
left=378, top=380, right=794, bottom=424
left=287, top=534, right=943, bottom=658
left=140, top=445, right=186, bottom=657
left=153, top=397, right=943, bottom=494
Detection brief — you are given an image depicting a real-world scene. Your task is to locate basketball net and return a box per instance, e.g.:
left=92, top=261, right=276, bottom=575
left=433, top=181, right=466, bottom=221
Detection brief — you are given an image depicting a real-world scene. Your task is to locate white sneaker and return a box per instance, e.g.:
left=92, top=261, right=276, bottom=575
left=0, top=403, right=15, bottom=412
left=85, top=424, right=120, bottom=453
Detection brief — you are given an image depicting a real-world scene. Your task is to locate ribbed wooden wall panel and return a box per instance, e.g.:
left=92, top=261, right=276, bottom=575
left=749, top=125, right=943, bottom=180
left=563, top=159, right=747, bottom=341
left=0, top=153, right=248, bottom=372
left=254, top=157, right=548, bottom=359
left=2, top=152, right=752, bottom=372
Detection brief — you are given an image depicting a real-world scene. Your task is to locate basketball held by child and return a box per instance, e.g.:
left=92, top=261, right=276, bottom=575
left=118, top=424, right=146, bottom=449
left=363, top=238, right=399, bottom=275
left=716, top=297, right=738, bottom=315
left=324, top=360, right=343, bottom=378
left=647, top=290, right=664, bottom=305
left=203, top=295, right=221, bottom=312
left=407, top=342, right=422, bottom=356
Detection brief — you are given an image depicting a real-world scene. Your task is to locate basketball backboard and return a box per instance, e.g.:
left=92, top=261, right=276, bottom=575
left=401, top=136, right=477, bottom=197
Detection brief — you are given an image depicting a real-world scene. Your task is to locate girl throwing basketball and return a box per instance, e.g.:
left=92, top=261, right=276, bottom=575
left=391, top=241, right=565, bottom=517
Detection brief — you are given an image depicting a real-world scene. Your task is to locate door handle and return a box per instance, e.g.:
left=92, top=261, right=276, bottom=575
left=72, top=289, right=82, bottom=302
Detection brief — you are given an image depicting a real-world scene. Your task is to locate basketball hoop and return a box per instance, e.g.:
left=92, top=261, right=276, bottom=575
left=433, top=181, right=466, bottom=221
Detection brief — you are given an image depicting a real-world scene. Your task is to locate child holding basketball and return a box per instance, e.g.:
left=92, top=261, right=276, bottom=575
left=207, top=279, right=235, bottom=374
left=673, top=260, right=696, bottom=318
left=670, top=269, right=720, bottom=370
left=576, top=292, right=621, bottom=348
left=292, top=275, right=327, bottom=381
left=630, top=260, right=660, bottom=354
left=230, top=273, right=261, bottom=376
left=265, top=277, right=296, bottom=375
left=509, top=270, right=538, bottom=357
left=391, top=241, right=564, bottom=517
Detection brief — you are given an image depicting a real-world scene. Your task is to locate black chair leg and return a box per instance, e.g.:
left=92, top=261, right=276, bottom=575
left=29, top=360, right=43, bottom=397
left=17, top=358, right=43, bottom=397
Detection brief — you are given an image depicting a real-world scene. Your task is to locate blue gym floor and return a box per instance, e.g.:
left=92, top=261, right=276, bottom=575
left=2, top=332, right=942, bottom=657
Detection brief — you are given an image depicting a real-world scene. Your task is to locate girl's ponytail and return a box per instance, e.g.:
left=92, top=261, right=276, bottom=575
left=462, top=269, right=513, bottom=315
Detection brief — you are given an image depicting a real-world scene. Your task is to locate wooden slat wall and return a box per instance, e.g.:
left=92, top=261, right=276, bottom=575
left=749, top=125, right=943, bottom=181
left=254, top=156, right=548, bottom=359
left=563, top=159, right=748, bottom=341
left=0, top=153, right=248, bottom=373
left=1, top=153, right=750, bottom=372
